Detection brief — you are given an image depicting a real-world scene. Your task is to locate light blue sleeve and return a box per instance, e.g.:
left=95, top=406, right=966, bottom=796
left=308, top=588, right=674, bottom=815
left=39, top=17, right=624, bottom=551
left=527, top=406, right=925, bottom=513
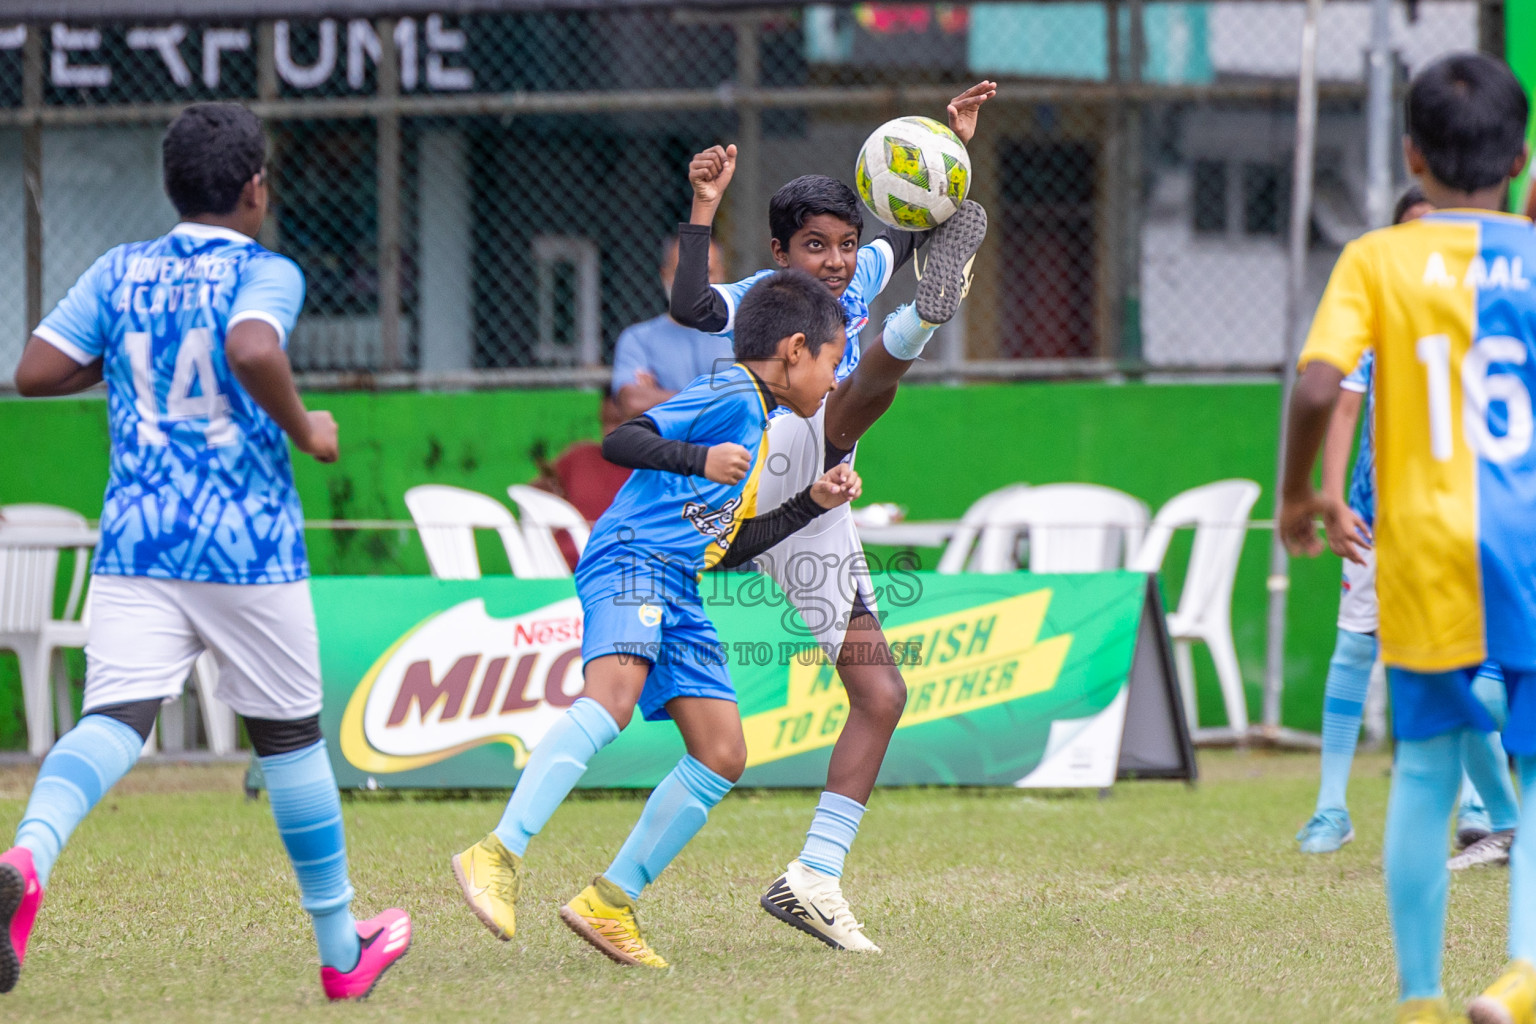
left=34, top=251, right=115, bottom=364
left=1341, top=350, right=1373, bottom=393
left=711, top=269, right=776, bottom=336
left=849, top=238, right=896, bottom=302
left=228, top=254, right=306, bottom=347
left=611, top=323, right=651, bottom=391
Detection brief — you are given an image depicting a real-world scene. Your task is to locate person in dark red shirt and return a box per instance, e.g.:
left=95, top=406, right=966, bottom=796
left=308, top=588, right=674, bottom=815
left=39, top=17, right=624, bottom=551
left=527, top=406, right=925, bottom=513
left=532, top=387, right=631, bottom=569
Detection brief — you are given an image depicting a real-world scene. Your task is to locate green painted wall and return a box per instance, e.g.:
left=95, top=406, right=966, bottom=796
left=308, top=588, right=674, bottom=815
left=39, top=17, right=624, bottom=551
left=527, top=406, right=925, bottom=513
left=0, top=381, right=1342, bottom=747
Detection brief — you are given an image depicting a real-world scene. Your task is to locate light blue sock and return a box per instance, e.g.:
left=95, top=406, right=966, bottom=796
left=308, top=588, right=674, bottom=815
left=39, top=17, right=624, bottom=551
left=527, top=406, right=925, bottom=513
left=604, top=755, right=733, bottom=901
left=1384, top=733, right=1462, bottom=1001
left=14, top=714, right=143, bottom=887
left=880, top=303, right=939, bottom=361
left=799, top=792, right=867, bottom=878
left=1462, top=667, right=1519, bottom=831
left=261, top=740, right=359, bottom=973
left=1462, top=735, right=1519, bottom=831
left=1510, top=756, right=1536, bottom=963
left=1315, top=629, right=1377, bottom=813
left=494, top=697, right=619, bottom=856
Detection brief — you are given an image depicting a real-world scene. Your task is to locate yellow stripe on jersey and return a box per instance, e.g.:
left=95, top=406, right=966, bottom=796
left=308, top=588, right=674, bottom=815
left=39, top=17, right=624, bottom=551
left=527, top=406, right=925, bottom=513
left=1299, top=217, right=1486, bottom=671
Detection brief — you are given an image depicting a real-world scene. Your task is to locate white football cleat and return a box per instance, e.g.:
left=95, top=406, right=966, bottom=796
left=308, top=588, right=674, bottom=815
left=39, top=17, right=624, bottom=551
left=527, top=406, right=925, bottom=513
left=760, top=860, right=881, bottom=953
left=1449, top=829, right=1515, bottom=871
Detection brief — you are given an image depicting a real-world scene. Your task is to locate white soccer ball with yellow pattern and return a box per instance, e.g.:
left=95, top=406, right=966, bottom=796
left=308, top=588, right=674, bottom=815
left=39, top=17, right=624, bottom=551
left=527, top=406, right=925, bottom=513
left=855, top=115, right=971, bottom=232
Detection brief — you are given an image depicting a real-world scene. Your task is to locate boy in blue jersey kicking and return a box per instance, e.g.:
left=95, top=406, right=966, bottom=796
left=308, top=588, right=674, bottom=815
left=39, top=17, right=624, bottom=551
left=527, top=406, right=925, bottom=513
left=666, top=82, right=994, bottom=952
left=1, top=104, right=409, bottom=1001
left=1279, top=54, right=1536, bottom=1024
left=453, top=268, right=864, bottom=968
left=1296, top=186, right=1521, bottom=865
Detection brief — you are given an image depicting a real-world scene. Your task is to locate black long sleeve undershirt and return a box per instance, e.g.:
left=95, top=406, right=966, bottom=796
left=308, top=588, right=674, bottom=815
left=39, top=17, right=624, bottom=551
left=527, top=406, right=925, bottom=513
left=600, top=417, right=832, bottom=570
left=670, top=224, right=729, bottom=331
left=601, top=416, right=709, bottom=476
left=668, top=221, right=931, bottom=334
left=713, top=486, right=829, bottom=570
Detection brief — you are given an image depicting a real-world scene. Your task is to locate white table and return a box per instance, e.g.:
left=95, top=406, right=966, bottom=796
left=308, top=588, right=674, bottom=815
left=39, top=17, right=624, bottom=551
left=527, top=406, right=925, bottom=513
left=855, top=520, right=961, bottom=549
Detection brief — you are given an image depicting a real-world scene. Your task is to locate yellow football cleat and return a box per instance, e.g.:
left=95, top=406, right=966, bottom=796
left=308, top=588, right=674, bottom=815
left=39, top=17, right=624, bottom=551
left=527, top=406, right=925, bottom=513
left=1469, top=959, right=1536, bottom=1024
left=1397, top=997, right=1467, bottom=1024
left=451, top=833, right=522, bottom=941
left=558, top=876, right=668, bottom=969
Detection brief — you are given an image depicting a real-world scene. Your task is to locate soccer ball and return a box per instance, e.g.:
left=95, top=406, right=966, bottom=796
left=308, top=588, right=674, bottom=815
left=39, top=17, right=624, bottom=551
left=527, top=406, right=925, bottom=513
left=855, top=115, right=971, bottom=231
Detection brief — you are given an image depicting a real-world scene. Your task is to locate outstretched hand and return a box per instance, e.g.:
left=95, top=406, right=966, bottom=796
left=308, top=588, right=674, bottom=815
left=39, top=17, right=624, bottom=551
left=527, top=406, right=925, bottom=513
left=689, top=145, right=737, bottom=209
left=947, top=81, right=997, bottom=145
left=811, top=464, right=862, bottom=510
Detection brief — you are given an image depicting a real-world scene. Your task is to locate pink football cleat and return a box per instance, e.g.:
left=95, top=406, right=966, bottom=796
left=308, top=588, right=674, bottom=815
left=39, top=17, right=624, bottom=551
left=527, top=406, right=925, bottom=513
left=0, top=847, right=43, bottom=995
left=320, top=908, right=411, bottom=1001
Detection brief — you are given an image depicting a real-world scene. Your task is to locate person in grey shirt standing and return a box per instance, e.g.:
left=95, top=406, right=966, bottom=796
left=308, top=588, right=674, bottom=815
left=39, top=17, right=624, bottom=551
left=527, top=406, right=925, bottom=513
left=611, top=235, right=731, bottom=418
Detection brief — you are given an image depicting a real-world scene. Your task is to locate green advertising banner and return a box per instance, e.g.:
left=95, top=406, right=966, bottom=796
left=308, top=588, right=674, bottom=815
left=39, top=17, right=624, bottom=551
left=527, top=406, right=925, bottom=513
left=316, top=571, right=1195, bottom=790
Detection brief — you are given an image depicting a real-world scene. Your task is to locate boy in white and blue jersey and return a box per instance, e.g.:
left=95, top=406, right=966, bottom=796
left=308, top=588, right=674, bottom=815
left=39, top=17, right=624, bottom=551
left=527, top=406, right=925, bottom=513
left=1296, top=187, right=1520, bottom=865
left=666, top=83, right=995, bottom=953
left=0, top=104, right=409, bottom=1001
left=453, top=269, right=862, bottom=968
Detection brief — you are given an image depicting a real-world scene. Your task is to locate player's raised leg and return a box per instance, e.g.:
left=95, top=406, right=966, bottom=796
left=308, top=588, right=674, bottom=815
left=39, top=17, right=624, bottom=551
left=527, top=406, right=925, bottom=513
left=823, top=201, right=987, bottom=452
left=560, top=690, right=742, bottom=969
left=454, top=654, right=631, bottom=942
left=762, top=600, right=896, bottom=953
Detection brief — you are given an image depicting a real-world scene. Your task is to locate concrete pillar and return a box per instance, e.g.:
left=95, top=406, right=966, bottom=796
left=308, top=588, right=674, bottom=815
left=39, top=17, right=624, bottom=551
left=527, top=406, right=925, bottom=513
left=417, top=127, right=473, bottom=372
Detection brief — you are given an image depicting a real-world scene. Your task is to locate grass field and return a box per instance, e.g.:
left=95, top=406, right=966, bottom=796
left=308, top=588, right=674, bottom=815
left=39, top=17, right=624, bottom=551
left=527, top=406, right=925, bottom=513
left=0, top=750, right=1513, bottom=1023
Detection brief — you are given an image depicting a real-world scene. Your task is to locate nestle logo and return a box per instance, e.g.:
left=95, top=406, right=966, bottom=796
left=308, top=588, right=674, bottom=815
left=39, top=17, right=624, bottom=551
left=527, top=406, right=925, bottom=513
left=512, top=617, right=582, bottom=647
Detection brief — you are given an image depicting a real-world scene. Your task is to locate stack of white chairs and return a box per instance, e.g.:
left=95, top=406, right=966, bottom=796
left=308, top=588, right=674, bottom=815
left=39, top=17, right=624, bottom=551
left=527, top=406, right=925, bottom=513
left=964, top=483, right=1150, bottom=574
left=0, top=505, right=95, bottom=757
left=936, top=483, right=1031, bottom=574
left=406, top=484, right=589, bottom=580
left=507, top=485, right=590, bottom=577
left=0, top=504, right=239, bottom=757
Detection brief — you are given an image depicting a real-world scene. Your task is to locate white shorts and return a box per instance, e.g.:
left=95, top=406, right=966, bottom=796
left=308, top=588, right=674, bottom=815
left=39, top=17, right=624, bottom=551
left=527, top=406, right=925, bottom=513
left=751, top=403, right=878, bottom=659
left=1336, top=546, right=1379, bottom=635
left=84, top=575, right=324, bottom=720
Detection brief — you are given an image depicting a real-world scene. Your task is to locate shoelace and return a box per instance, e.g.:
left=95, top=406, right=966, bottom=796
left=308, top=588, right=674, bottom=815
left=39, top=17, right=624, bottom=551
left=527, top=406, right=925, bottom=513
left=816, top=888, right=867, bottom=934
left=488, top=859, right=521, bottom=905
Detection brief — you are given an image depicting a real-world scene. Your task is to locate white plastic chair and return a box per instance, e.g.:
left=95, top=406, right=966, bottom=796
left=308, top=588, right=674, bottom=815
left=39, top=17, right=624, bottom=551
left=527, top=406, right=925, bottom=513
left=507, top=485, right=590, bottom=577
left=970, top=484, right=1149, bottom=573
left=1130, top=479, right=1262, bottom=735
left=404, top=485, right=537, bottom=579
left=937, top=484, right=1030, bottom=574
left=0, top=505, right=94, bottom=756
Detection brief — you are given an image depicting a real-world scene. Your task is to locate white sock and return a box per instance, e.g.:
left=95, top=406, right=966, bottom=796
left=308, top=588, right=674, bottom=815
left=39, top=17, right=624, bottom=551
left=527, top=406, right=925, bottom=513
left=881, top=303, right=938, bottom=361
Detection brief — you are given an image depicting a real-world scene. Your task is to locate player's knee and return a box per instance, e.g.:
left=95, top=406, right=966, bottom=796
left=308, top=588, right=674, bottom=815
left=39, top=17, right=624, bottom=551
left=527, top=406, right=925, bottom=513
left=865, top=668, right=908, bottom=727
left=244, top=714, right=323, bottom=757
left=692, top=737, right=747, bottom=783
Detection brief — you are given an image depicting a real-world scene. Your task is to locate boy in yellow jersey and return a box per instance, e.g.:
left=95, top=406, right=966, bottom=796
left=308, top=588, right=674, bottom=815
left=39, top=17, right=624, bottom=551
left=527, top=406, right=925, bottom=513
left=1279, top=53, right=1536, bottom=1024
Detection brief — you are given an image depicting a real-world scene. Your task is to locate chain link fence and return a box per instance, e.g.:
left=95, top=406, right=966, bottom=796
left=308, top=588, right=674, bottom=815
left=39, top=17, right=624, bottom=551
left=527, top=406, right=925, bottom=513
left=0, top=1, right=1500, bottom=387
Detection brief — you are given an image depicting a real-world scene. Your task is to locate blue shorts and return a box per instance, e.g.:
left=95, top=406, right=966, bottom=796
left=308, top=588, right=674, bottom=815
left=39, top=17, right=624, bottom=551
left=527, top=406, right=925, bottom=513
left=579, top=585, right=735, bottom=722
left=1390, top=663, right=1536, bottom=754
